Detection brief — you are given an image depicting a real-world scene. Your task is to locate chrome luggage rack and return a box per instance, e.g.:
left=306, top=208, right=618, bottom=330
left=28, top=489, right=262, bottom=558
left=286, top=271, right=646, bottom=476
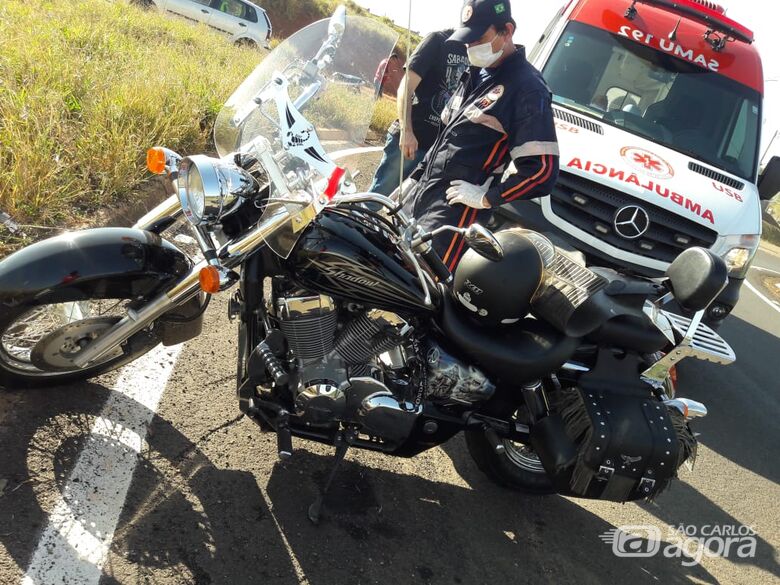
left=642, top=297, right=736, bottom=385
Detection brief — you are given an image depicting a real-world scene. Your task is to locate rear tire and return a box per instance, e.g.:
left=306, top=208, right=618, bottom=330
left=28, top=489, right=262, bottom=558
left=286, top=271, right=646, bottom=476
left=0, top=297, right=160, bottom=390
left=465, top=431, right=554, bottom=494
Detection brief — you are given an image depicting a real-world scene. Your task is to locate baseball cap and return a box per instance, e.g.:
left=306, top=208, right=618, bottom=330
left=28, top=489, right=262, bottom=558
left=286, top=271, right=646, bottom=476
left=449, top=0, right=514, bottom=44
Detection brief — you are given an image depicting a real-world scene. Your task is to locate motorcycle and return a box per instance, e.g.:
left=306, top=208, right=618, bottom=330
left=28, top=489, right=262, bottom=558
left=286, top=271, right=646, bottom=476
left=0, top=7, right=736, bottom=521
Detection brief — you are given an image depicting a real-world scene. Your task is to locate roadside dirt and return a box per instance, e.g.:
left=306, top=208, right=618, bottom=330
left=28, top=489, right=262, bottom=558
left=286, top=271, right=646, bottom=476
left=760, top=275, right=780, bottom=302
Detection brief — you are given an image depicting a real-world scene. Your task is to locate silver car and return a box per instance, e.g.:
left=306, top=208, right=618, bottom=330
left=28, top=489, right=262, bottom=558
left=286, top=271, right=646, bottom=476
left=142, top=0, right=272, bottom=48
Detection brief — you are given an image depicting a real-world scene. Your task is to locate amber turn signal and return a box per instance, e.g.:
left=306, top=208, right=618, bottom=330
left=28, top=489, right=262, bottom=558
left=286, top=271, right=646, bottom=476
left=146, top=147, right=167, bottom=175
left=199, top=265, right=221, bottom=294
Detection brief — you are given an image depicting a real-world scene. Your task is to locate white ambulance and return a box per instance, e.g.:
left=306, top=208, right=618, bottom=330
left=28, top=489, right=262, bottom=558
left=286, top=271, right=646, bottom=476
left=497, top=0, right=779, bottom=325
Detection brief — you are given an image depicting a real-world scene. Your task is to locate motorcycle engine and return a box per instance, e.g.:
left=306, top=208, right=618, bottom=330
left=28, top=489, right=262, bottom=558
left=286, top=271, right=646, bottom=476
left=274, top=294, right=413, bottom=427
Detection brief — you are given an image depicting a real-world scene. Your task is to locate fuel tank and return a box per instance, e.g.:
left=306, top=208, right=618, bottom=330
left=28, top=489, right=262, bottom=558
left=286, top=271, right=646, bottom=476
left=287, top=210, right=437, bottom=314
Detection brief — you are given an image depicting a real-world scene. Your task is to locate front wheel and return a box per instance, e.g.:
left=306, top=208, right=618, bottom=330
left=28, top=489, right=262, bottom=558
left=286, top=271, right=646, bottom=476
left=0, top=298, right=160, bottom=389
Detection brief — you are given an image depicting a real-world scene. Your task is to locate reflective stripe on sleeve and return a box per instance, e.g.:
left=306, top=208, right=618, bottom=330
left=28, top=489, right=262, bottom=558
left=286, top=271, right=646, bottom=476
left=510, top=141, right=560, bottom=159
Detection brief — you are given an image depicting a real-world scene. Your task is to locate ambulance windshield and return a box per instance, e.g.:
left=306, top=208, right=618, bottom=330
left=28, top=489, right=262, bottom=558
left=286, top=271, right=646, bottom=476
left=543, top=21, right=761, bottom=181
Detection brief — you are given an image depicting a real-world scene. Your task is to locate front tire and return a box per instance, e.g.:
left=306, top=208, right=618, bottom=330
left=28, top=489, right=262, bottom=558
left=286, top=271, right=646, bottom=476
left=465, top=431, right=554, bottom=494
left=0, top=298, right=160, bottom=389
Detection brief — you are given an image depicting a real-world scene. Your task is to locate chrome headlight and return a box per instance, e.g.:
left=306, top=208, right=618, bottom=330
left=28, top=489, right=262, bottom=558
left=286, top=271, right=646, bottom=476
left=712, top=234, right=760, bottom=278
left=178, top=155, right=254, bottom=226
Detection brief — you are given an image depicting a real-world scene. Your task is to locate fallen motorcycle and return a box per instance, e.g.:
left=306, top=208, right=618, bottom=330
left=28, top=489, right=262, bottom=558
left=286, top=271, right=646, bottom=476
left=0, top=7, right=735, bottom=521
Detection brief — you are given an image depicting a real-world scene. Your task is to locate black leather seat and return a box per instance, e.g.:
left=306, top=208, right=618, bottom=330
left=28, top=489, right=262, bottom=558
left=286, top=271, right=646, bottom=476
left=587, top=314, right=670, bottom=354
left=438, top=294, right=580, bottom=385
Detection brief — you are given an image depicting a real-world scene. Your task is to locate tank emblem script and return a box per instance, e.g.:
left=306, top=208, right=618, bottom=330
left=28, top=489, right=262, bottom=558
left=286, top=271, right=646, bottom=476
left=308, top=259, right=381, bottom=288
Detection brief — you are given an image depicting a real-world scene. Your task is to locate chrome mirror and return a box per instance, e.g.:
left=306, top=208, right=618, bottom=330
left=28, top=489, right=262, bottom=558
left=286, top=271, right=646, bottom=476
left=464, top=224, right=504, bottom=262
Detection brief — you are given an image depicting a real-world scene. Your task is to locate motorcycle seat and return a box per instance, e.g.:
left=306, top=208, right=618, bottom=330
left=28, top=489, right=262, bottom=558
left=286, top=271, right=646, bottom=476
left=438, top=293, right=580, bottom=385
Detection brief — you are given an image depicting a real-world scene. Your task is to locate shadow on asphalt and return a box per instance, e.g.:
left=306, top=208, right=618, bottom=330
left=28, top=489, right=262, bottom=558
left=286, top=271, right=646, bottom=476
left=1, top=379, right=720, bottom=585
left=5, top=318, right=779, bottom=585
left=677, top=315, right=780, bottom=487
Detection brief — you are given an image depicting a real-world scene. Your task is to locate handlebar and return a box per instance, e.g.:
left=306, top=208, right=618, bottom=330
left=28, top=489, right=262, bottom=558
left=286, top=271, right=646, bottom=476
left=420, top=245, right=452, bottom=283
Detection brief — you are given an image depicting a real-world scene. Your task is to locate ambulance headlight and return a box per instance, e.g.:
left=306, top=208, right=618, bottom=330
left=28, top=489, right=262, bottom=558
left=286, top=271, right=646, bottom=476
left=712, top=234, right=760, bottom=278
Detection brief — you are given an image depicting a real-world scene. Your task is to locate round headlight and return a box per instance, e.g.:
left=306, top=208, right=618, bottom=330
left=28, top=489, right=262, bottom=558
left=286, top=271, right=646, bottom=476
left=178, top=155, right=254, bottom=226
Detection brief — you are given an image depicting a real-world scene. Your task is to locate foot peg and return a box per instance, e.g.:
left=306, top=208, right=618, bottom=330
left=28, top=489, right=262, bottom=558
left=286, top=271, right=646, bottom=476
left=255, top=341, right=289, bottom=387
left=484, top=426, right=506, bottom=455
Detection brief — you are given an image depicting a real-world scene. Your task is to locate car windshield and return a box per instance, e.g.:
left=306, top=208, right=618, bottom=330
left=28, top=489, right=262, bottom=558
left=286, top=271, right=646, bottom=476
left=543, top=21, right=762, bottom=181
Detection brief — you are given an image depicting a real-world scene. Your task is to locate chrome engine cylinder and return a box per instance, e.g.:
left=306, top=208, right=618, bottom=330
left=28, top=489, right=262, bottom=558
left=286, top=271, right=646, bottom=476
left=335, top=310, right=409, bottom=365
left=276, top=295, right=337, bottom=361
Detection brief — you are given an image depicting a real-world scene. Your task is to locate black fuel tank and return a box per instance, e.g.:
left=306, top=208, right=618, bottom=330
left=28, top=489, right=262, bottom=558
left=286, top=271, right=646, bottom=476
left=287, top=210, right=436, bottom=314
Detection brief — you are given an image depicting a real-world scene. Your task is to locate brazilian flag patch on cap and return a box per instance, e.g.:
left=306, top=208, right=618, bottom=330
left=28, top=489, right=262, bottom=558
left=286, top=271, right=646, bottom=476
left=495, top=2, right=506, bottom=14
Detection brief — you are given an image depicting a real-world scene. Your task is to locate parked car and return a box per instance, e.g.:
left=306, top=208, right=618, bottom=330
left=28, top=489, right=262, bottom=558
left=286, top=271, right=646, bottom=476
left=138, top=0, right=272, bottom=48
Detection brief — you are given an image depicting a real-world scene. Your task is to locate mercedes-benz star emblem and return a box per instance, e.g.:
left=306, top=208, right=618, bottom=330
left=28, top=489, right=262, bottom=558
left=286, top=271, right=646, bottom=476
left=614, top=205, right=650, bottom=240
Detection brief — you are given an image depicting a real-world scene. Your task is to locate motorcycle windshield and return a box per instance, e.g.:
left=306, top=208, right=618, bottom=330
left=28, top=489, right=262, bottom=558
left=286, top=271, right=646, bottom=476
left=214, top=15, right=397, bottom=157
left=213, top=14, right=397, bottom=258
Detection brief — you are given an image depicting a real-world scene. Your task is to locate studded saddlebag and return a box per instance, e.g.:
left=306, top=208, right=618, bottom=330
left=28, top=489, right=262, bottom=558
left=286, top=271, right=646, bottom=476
left=531, top=351, right=696, bottom=502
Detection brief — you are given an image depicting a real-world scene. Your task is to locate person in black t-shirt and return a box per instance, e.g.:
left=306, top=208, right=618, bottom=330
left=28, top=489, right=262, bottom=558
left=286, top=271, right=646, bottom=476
left=369, top=30, right=468, bottom=195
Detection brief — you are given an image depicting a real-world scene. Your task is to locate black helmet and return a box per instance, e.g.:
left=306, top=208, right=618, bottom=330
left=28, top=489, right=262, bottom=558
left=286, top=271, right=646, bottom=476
left=452, top=229, right=546, bottom=326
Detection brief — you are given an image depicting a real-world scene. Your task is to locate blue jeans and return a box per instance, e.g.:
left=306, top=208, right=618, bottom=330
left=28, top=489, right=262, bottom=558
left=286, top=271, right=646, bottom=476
left=369, top=128, right=427, bottom=196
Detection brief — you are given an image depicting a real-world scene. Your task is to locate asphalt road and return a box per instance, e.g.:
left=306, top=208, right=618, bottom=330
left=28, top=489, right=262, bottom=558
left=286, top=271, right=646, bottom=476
left=1, top=232, right=778, bottom=583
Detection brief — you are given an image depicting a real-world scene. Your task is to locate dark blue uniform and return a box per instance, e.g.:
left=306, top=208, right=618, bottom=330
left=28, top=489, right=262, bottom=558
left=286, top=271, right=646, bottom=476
left=408, top=47, right=559, bottom=271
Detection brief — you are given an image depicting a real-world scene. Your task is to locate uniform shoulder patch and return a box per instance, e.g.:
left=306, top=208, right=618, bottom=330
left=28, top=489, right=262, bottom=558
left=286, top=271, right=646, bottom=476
left=474, top=84, right=505, bottom=111
left=462, top=5, right=473, bottom=23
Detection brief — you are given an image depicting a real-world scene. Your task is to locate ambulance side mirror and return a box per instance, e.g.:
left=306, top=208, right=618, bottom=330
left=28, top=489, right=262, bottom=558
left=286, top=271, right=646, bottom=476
left=758, top=156, right=780, bottom=201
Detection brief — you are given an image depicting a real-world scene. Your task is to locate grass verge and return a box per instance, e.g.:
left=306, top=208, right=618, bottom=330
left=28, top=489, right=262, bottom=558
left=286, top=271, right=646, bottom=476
left=0, top=0, right=258, bottom=250
left=0, top=0, right=409, bottom=256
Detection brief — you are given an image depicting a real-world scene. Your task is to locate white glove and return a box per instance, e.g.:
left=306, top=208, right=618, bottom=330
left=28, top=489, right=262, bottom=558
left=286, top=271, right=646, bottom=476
left=389, top=177, right=418, bottom=203
left=445, top=178, right=493, bottom=209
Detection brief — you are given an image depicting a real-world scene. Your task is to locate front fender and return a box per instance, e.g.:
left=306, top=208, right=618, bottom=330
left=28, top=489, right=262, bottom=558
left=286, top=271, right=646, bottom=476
left=0, top=227, right=191, bottom=309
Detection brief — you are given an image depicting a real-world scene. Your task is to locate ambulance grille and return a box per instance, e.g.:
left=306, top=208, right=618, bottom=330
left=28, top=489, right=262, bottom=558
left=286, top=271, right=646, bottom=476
left=688, top=162, right=745, bottom=190
left=553, top=107, right=604, bottom=135
left=549, top=172, right=718, bottom=265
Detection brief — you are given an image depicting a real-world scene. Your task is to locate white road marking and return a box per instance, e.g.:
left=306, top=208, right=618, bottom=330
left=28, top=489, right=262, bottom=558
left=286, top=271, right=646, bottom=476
left=22, top=344, right=183, bottom=585
left=752, top=265, right=780, bottom=276
left=330, top=145, right=383, bottom=161
left=744, top=280, right=780, bottom=315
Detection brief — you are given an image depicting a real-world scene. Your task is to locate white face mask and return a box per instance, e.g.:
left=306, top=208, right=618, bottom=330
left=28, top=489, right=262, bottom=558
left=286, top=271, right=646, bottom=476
left=467, top=34, right=504, bottom=68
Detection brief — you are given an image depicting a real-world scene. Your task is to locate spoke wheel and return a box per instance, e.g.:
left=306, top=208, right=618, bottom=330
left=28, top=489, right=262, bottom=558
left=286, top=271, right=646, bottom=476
left=0, top=299, right=159, bottom=388
left=502, top=441, right=547, bottom=474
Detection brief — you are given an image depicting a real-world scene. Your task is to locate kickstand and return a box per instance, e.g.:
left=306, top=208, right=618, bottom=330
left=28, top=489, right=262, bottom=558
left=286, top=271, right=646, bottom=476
left=308, top=430, right=354, bottom=525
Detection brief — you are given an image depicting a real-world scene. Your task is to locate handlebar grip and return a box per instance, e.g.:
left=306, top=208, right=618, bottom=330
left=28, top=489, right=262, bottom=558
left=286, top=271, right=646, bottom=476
left=421, top=247, right=452, bottom=282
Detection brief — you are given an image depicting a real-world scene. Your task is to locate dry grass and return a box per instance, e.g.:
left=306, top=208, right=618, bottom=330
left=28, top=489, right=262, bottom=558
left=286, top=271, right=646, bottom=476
left=370, top=96, right=398, bottom=136
left=0, top=0, right=411, bottom=255
left=0, top=0, right=258, bottom=237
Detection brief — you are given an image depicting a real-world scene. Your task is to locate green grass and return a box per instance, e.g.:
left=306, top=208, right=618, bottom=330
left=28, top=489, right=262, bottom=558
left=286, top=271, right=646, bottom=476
left=0, top=0, right=258, bottom=234
left=0, top=0, right=416, bottom=255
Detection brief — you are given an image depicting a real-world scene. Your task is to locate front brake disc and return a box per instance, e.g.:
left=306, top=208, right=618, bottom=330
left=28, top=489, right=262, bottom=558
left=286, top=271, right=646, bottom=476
left=30, top=316, right=124, bottom=371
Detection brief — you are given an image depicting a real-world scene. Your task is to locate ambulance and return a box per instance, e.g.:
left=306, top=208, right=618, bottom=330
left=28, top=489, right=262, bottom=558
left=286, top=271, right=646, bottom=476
left=497, top=0, right=779, bottom=325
